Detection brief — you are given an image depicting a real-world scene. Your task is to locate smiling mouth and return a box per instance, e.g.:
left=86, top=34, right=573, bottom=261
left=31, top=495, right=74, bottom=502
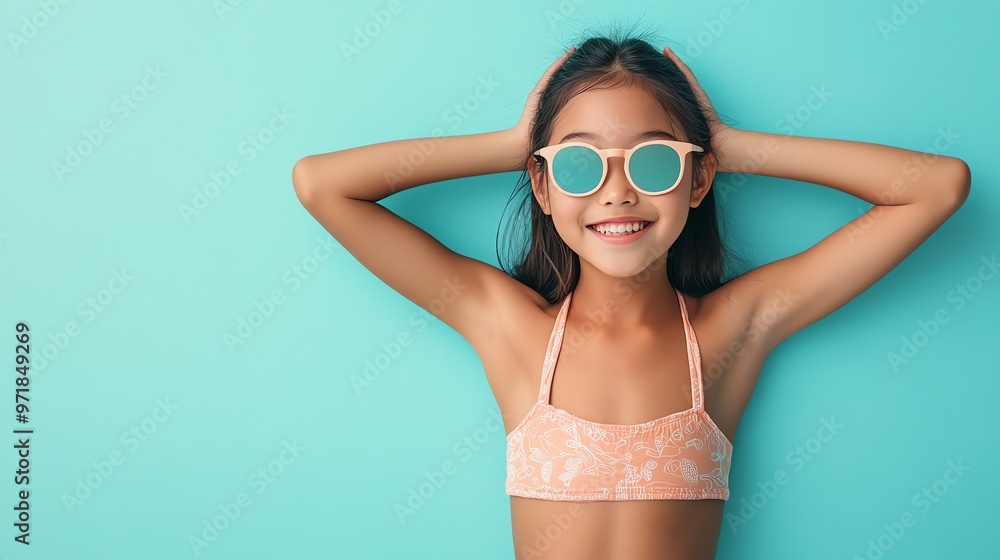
left=586, top=221, right=653, bottom=237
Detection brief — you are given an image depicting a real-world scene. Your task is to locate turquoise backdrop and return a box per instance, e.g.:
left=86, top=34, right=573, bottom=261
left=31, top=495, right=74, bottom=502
left=1, top=0, right=996, bottom=558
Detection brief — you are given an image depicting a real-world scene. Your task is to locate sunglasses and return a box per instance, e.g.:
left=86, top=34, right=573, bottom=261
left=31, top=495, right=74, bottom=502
left=533, top=140, right=704, bottom=196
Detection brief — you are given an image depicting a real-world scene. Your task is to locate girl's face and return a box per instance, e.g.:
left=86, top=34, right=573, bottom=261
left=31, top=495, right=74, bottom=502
left=530, top=84, right=716, bottom=279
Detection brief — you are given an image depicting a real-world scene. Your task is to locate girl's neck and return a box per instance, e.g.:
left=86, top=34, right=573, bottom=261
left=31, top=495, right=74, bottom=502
left=570, top=255, right=680, bottom=332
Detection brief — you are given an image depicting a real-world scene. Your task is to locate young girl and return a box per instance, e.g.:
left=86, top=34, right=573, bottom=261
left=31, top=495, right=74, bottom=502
left=292, top=34, right=970, bottom=560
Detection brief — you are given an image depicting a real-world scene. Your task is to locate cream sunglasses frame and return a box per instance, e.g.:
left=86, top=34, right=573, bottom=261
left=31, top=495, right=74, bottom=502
left=533, top=139, right=704, bottom=197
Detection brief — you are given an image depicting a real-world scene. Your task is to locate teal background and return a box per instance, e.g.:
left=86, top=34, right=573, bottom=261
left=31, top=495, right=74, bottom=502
left=1, top=0, right=997, bottom=558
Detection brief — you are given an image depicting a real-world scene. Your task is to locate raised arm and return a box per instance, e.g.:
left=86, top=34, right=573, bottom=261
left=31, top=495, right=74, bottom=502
left=291, top=49, right=574, bottom=349
left=718, top=129, right=970, bottom=348
left=292, top=128, right=525, bottom=348
left=662, top=45, right=972, bottom=351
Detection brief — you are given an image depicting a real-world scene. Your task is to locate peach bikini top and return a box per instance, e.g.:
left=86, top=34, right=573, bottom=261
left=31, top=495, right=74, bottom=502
left=505, top=288, right=733, bottom=501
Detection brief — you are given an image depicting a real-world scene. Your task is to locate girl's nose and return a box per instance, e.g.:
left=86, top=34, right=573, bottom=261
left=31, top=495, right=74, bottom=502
left=598, top=156, right=638, bottom=204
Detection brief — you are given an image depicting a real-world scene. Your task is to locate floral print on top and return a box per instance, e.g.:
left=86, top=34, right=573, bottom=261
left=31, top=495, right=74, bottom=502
left=505, top=288, right=733, bottom=502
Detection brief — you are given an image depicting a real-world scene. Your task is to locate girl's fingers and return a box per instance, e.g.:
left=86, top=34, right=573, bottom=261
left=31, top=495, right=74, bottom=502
left=662, top=45, right=723, bottom=133
left=533, top=47, right=574, bottom=94
left=545, top=47, right=574, bottom=77
left=663, top=45, right=698, bottom=87
left=515, top=46, right=575, bottom=142
left=664, top=45, right=710, bottom=101
left=662, top=45, right=681, bottom=68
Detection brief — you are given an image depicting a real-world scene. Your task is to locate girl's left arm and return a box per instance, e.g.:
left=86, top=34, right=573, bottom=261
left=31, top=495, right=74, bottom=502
left=662, top=46, right=972, bottom=351
left=718, top=128, right=970, bottom=349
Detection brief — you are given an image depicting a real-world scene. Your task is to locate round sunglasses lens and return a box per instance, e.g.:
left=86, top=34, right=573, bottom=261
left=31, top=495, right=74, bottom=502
left=552, top=146, right=602, bottom=194
left=629, top=144, right=682, bottom=193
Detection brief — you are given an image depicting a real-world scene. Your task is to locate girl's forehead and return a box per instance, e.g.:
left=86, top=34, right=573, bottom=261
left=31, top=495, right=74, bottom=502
left=549, top=116, right=681, bottom=148
left=549, top=86, right=678, bottom=145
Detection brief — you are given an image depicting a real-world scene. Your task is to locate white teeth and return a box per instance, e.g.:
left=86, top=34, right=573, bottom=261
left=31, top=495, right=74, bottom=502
left=593, top=221, right=647, bottom=235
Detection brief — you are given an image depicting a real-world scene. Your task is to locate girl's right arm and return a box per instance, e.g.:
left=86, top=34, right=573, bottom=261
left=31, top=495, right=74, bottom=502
left=292, top=49, right=572, bottom=349
left=291, top=128, right=529, bottom=349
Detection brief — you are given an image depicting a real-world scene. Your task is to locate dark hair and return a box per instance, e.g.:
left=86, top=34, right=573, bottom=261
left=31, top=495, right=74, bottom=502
left=497, top=25, right=751, bottom=304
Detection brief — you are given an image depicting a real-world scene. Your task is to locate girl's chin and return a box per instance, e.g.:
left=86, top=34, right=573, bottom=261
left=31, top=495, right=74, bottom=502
left=576, top=257, right=659, bottom=280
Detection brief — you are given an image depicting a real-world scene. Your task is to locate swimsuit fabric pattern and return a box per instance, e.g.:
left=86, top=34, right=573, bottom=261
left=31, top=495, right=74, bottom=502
left=505, top=289, right=733, bottom=501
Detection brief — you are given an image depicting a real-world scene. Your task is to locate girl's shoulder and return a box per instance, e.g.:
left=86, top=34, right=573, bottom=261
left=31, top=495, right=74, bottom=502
left=471, top=277, right=564, bottom=423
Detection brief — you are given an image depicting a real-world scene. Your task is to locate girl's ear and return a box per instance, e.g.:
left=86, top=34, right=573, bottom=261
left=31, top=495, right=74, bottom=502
left=529, top=162, right=552, bottom=215
left=689, top=152, right=718, bottom=208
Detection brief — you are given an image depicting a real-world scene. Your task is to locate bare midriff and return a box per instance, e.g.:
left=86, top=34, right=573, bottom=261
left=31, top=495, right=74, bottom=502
left=510, top=497, right=724, bottom=560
